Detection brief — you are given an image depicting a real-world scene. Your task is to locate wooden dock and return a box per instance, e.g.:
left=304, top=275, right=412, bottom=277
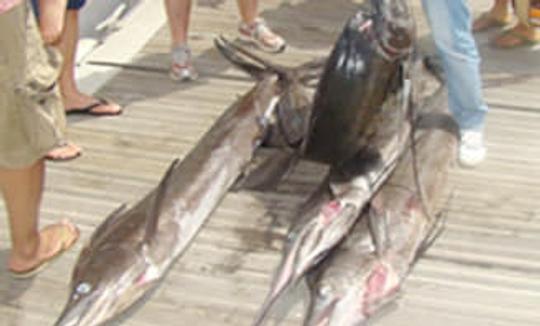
left=1, top=1, right=539, bottom=325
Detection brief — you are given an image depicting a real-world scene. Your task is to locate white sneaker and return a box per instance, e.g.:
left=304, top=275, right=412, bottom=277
left=459, top=129, right=487, bottom=167
left=169, top=45, right=198, bottom=82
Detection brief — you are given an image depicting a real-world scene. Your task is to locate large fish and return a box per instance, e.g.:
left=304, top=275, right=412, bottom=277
left=251, top=54, right=446, bottom=326
left=304, top=84, right=459, bottom=326
left=54, top=39, right=317, bottom=326
left=305, top=0, right=415, bottom=165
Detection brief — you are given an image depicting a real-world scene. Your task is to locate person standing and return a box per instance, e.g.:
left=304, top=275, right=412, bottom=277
left=0, top=0, right=79, bottom=278
left=422, top=0, right=488, bottom=167
left=164, top=0, right=287, bottom=81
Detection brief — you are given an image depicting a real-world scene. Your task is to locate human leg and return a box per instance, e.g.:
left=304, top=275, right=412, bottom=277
left=473, top=0, right=512, bottom=32
left=33, top=0, right=67, bottom=44
left=0, top=160, right=79, bottom=276
left=58, top=9, right=122, bottom=115
left=164, top=0, right=198, bottom=81
left=422, top=0, right=488, bottom=166
left=236, top=0, right=286, bottom=53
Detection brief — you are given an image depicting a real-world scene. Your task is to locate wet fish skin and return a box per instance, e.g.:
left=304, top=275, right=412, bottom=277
left=55, top=73, right=289, bottom=326
left=304, top=86, right=458, bottom=326
left=305, top=0, right=415, bottom=165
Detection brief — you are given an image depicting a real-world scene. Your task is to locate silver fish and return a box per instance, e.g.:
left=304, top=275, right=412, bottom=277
left=54, top=39, right=316, bottom=326
left=304, top=84, right=459, bottom=326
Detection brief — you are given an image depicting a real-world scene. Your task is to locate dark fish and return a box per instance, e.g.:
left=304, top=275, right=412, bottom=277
left=304, top=84, right=459, bottom=326
left=252, top=54, right=449, bottom=325
left=54, top=39, right=314, bottom=326
left=305, top=0, right=415, bottom=165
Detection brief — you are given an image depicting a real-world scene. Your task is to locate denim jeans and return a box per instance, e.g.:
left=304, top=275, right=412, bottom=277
left=421, top=0, right=488, bottom=131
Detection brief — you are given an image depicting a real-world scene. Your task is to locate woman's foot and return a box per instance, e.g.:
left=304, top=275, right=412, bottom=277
left=491, top=23, right=540, bottom=48
left=8, top=220, right=80, bottom=278
left=238, top=18, right=287, bottom=53
left=38, top=0, right=68, bottom=45
left=45, top=141, right=82, bottom=162
left=64, top=93, right=123, bottom=116
left=473, top=11, right=512, bottom=32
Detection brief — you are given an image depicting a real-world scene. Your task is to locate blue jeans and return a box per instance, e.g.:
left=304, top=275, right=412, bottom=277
left=421, top=0, right=488, bottom=131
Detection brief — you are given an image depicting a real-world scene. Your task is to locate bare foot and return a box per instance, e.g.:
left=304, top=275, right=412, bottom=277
left=64, top=93, right=123, bottom=116
left=38, top=0, right=68, bottom=45
left=45, top=141, right=82, bottom=162
left=8, top=220, right=79, bottom=277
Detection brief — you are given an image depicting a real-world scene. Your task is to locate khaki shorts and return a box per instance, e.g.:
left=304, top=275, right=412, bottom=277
left=0, top=3, right=66, bottom=169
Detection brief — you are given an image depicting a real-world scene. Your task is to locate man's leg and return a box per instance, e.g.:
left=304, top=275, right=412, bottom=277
left=237, top=0, right=286, bottom=53
left=422, top=0, right=488, bottom=166
left=164, top=0, right=198, bottom=81
left=58, top=9, right=122, bottom=114
left=0, top=160, right=79, bottom=274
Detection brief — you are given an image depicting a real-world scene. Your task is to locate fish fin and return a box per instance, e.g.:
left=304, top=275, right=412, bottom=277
left=215, top=35, right=287, bottom=79
left=215, top=36, right=267, bottom=79
left=367, top=200, right=389, bottom=258
left=232, top=149, right=297, bottom=192
left=89, top=203, right=128, bottom=245
left=144, top=159, right=180, bottom=244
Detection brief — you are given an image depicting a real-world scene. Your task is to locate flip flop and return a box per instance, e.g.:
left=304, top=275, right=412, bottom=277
left=490, top=28, right=540, bottom=49
left=45, top=141, right=82, bottom=162
left=9, top=220, right=80, bottom=279
left=473, top=12, right=511, bottom=33
left=66, top=97, right=123, bottom=116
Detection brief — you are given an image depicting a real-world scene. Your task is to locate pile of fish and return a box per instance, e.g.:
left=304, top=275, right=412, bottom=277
left=54, top=0, right=459, bottom=325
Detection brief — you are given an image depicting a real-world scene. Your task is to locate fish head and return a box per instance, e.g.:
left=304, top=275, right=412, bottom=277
left=55, top=242, right=159, bottom=326
left=372, top=0, right=415, bottom=60
left=307, top=260, right=400, bottom=326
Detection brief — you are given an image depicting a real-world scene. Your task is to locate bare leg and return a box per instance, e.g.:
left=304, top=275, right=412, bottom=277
left=37, top=0, right=67, bottom=45
left=58, top=10, right=121, bottom=115
left=236, top=0, right=257, bottom=25
left=0, top=160, right=79, bottom=273
left=164, top=0, right=198, bottom=81
left=473, top=0, right=512, bottom=32
left=164, top=0, right=192, bottom=48
left=236, top=0, right=286, bottom=53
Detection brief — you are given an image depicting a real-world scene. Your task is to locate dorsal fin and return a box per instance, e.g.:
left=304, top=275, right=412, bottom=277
left=215, top=37, right=267, bottom=79
left=143, top=158, right=180, bottom=245
left=89, top=203, right=128, bottom=245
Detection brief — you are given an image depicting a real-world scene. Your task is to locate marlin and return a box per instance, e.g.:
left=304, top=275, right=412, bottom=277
left=54, top=38, right=320, bottom=326
left=251, top=53, right=448, bottom=326
left=305, top=0, right=415, bottom=165
left=304, top=80, right=459, bottom=326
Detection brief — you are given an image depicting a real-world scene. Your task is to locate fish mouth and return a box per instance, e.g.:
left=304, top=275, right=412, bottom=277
left=55, top=293, right=111, bottom=326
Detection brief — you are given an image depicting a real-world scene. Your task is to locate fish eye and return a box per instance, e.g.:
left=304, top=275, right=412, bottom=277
left=76, top=282, right=92, bottom=295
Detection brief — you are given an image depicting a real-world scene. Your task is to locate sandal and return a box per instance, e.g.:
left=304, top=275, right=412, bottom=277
left=9, top=220, right=80, bottom=279
left=45, top=141, right=82, bottom=162
left=473, top=12, right=512, bottom=33
left=65, top=97, right=123, bottom=116
left=490, top=25, right=540, bottom=49
left=238, top=18, right=287, bottom=53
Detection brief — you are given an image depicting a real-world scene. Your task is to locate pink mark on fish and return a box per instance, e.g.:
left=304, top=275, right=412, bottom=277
left=358, top=19, right=373, bottom=33
left=320, top=201, right=342, bottom=226
left=362, top=263, right=400, bottom=316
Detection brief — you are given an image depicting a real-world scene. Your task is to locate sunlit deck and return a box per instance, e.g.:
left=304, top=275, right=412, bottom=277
left=1, top=1, right=539, bottom=325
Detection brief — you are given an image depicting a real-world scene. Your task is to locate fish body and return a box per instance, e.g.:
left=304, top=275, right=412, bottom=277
left=55, top=74, right=286, bottom=326
left=304, top=85, right=458, bottom=326
left=305, top=0, right=415, bottom=165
